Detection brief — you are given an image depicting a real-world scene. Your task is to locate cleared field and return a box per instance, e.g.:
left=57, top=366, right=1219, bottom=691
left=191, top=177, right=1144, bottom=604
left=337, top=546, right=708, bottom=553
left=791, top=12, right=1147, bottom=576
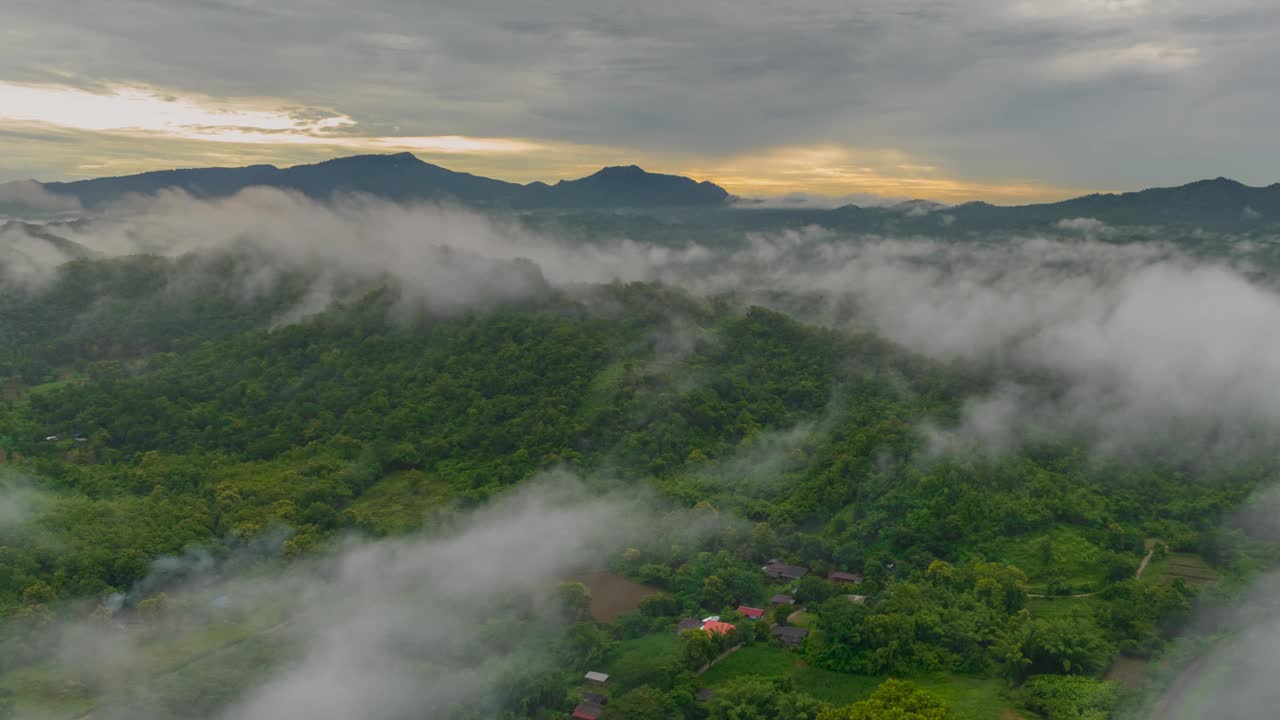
left=1027, top=595, right=1102, bottom=619
left=989, top=526, right=1112, bottom=595
left=1143, top=552, right=1217, bottom=587
left=563, top=572, right=662, bottom=622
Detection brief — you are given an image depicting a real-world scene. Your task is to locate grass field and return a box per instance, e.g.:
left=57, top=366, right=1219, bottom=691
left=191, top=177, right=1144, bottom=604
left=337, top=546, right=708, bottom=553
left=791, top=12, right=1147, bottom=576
left=990, top=526, right=1111, bottom=595
left=1027, top=595, right=1101, bottom=620
left=698, top=644, right=1027, bottom=719
left=1, top=600, right=293, bottom=720
left=787, top=610, right=815, bottom=627
left=605, top=632, right=682, bottom=690
left=348, top=469, right=442, bottom=534
left=26, top=371, right=87, bottom=396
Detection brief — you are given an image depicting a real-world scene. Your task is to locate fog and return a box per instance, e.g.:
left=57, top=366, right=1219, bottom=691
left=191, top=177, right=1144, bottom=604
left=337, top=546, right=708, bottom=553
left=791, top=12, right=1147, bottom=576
left=0, top=476, right=45, bottom=534
left=8, top=188, right=1280, bottom=463
left=0, top=180, right=82, bottom=215
left=7, top=475, right=675, bottom=720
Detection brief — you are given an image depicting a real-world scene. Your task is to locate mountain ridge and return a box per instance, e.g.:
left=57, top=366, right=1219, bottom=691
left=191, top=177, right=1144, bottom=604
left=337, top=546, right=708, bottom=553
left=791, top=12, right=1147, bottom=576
left=36, top=153, right=731, bottom=210
left=18, top=153, right=1280, bottom=227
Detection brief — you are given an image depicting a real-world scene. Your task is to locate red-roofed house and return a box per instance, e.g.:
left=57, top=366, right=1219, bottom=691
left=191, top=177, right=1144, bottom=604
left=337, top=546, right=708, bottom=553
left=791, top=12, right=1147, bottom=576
left=702, top=620, right=736, bottom=636
left=572, top=703, right=603, bottom=720
left=737, top=606, right=765, bottom=619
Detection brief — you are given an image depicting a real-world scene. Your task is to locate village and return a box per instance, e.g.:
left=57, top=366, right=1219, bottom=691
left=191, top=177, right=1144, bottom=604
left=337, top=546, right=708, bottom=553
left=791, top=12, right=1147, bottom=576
left=567, top=560, right=865, bottom=720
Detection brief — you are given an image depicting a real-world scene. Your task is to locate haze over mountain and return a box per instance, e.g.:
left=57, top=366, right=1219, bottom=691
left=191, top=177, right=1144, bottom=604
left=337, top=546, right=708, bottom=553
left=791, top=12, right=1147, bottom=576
left=10, top=154, right=1276, bottom=232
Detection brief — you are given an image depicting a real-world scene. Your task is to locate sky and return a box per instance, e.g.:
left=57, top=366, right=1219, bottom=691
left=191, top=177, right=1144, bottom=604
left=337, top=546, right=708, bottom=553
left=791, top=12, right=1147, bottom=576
left=2, top=0, right=1278, bottom=203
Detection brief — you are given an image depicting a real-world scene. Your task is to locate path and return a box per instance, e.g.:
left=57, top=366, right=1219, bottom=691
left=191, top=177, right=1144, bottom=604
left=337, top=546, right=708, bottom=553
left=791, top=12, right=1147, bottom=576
left=1027, top=544, right=1156, bottom=599
left=1150, top=646, right=1213, bottom=720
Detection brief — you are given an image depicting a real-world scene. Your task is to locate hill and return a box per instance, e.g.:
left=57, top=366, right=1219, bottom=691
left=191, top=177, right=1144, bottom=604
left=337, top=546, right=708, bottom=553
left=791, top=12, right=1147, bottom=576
left=25, top=153, right=1280, bottom=230
left=37, top=153, right=731, bottom=209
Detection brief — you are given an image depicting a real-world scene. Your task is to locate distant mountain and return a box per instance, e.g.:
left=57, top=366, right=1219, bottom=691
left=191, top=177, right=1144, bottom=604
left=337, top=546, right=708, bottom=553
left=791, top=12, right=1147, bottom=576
left=749, top=177, right=1280, bottom=232
left=929, top=177, right=1280, bottom=230
left=38, top=153, right=731, bottom=210
left=521, top=165, right=729, bottom=208
left=28, top=155, right=1280, bottom=228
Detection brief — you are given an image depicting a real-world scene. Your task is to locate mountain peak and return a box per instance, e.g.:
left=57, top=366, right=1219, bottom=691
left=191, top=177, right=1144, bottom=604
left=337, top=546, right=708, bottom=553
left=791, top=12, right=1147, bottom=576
left=590, top=164, right=648, bottom=178
left=316, top=151, right=425, bottom=166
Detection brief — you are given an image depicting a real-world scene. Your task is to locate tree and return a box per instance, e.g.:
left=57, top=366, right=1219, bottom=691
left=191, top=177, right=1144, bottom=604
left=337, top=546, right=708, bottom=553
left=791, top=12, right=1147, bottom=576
left=1020, top=675, right=1125, bottom=720
left=991, top=610, right=1033, bottom=684
left=21, top=581, right=55, bottom=607
left=556, top=622, right=616, bottom=671
left=701, top=575, right=731, bottom=609
left=819, top=679, right=955, bottom=720
left=795, top=575, right=837, bottom=606
left=601, top=686, right=677, bottom=720
left=1027, top=614, right=1115, bottom=676
left=557, top=581, right=594, bottom=621
left=809, top=596, right=868, bottom=673
left=708, top=676, right=824, bottom=720
left=749, top=522, right=779, bottom=562
left=679, top=629, right=716, bottom=671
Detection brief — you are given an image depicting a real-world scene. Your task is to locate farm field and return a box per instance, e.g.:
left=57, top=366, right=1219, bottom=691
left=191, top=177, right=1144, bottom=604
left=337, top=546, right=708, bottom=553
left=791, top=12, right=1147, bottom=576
left=698, top=644, right=1026, bottom=719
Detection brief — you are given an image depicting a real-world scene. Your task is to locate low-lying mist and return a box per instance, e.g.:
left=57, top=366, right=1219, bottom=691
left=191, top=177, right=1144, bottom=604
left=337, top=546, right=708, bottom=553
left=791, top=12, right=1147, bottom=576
left=9, top=188, right=1280, bottom=463
left=6, top=475, right=694, bottom=720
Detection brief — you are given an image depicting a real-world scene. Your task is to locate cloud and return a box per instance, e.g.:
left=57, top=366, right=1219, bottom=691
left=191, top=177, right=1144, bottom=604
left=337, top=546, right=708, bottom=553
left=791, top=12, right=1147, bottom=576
left=220, top=477, right=641, bottom=720
left=0, top=477, right=45, bottom=534
left=733, top=192, right=908, bottom=209
left=13, top=475, right=663, bottom=720
left=6, top=1, right=1279, bottom=193
left=0, top=179, right=82, bottom=212
left=0, top=219, right=85, bottom=287
left=1047, top=42, right=1201, bottom=80
left=1054, top=217, right=1108, bottom=233
left=17, top=191, right=1280, bottom=464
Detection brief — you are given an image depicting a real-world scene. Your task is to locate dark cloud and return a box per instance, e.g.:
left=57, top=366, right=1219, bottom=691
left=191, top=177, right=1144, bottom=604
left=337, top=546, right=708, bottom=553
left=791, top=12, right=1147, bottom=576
left=4, top=1, right=1280, bottom=188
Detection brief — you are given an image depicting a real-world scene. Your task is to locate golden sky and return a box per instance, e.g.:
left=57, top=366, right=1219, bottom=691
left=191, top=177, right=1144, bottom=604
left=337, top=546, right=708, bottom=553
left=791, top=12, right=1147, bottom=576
left=0, top=81, right=1087, bottom=204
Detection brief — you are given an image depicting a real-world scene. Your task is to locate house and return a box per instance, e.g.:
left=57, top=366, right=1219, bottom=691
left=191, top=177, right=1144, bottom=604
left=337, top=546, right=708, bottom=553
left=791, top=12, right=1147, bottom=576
left=677, top=618, right=703, bottom=633
left=846, top=594, right=868, bottom=604
left=737, top=606, right=765, bottom=620
left=702, top=620, right=736, bottom=636
left=584, top=671, right=609, bottom=687
left=572, top=702, right=604, bottom=720
left=581, top=692, right=608, bottom=706
left=828, top=570, right=864, bottom=584
left=772, top=625, right=809, bottom=648
left=762, top=560, right=808, bottom=581
left=770, top=594, right=795, bottom=605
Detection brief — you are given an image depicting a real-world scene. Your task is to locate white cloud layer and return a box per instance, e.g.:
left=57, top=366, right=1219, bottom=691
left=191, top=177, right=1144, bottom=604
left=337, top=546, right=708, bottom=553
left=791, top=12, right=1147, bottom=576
left=8, top=189, right=1280, bottom=464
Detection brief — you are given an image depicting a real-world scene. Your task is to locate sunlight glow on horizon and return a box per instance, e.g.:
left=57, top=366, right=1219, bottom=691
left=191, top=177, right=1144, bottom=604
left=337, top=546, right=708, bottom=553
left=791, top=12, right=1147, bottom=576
left=0, top=81, right=1083, bottom=204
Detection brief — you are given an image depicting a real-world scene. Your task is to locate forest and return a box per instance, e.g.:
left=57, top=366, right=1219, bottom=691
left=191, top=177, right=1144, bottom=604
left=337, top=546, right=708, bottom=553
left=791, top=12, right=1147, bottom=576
left=0, top=241, right=1274, bottom=720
